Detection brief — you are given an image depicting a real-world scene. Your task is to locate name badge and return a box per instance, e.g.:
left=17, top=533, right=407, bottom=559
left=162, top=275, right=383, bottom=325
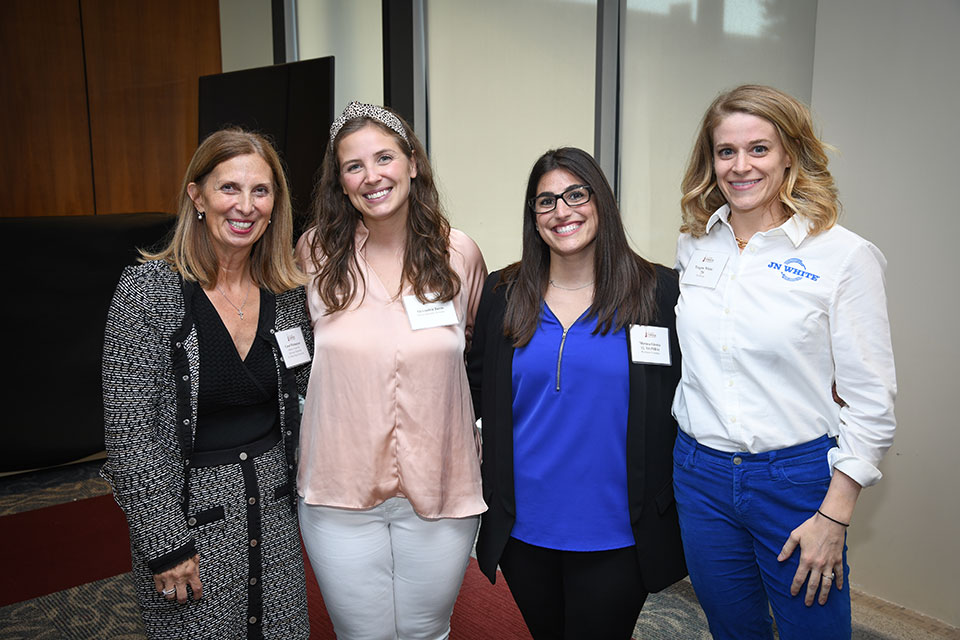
left=680, top=250, right=728, bottom=288
left=275, top=327, right=311, bottom=368
left=402, top=294, right=459, bottom=330
left=629, top=325, right=671, bottom=366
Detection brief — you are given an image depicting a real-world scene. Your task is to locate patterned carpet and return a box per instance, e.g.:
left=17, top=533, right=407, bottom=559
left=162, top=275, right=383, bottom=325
left=1, top=460, right=956, bottom=640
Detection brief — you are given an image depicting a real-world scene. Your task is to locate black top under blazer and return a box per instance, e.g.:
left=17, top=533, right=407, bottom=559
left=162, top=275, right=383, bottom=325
left=466, top=265, right=688, bottom=592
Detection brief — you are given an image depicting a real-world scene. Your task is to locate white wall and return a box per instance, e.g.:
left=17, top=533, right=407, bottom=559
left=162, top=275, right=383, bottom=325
left=620, top=0, right=818, bottom=266
left=427, top=0, right=597, bottom=272
left=297, top=0, right=383, bottom=116
left=219, top=0, right=273, bottom=72
left=811, top=0, right=960, bottom=626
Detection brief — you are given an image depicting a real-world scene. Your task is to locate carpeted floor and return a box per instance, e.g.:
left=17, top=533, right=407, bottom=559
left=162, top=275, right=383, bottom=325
left=1, top=459, right=957, bottom=640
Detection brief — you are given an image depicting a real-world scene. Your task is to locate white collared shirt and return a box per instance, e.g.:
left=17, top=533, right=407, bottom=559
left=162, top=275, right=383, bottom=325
left=672, top=205, right=896, bottom=487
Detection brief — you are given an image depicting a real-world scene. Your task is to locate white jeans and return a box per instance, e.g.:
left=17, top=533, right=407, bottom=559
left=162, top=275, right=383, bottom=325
left=298, top=497, right=479, bottom=640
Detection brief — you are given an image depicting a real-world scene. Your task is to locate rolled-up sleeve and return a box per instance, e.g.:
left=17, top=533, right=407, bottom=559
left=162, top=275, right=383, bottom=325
left=828, top=241, right=897, bottom=487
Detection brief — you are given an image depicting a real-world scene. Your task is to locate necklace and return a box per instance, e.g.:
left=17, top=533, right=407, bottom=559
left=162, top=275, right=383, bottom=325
left=735, top=236, right=749, bottom=251
left=549, top=279, right=594, bottom=291
left=215, top=281, right=252, bottom=319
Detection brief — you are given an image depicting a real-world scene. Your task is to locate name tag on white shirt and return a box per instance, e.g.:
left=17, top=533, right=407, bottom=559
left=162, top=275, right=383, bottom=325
left=629, top=325, right=672, bottom=366
left=402, top=294, right=459, bottom=330
left=275, top=327, right=311, bottom=367
left=680, top=250, right=728, bottom=288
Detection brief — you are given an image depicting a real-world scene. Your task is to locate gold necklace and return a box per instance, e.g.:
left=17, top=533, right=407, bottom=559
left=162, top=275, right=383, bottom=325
left=549, top=279, right=594, bottom=291
left=735, top=236, right=749, bottom=251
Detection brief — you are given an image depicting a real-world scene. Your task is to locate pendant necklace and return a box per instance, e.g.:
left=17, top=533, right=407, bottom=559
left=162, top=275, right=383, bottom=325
left=216, top=280, right=252, bottom=319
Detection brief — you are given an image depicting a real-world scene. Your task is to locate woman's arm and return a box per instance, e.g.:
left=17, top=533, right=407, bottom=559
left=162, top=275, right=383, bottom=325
left=778, top=238, right=896, bottom=606
left=101, top=266, right=196, bottom=576
left=466, top=271, right=500, bottom=421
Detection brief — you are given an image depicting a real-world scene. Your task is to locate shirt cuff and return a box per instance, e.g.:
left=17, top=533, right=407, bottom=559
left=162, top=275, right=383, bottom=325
left=828, top=447, right=883, bottom=488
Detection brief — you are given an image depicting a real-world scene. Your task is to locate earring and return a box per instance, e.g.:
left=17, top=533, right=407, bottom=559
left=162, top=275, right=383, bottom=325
left=267, top=218, right=272, bottom=225
left=196, top=209, right=205, bottom=221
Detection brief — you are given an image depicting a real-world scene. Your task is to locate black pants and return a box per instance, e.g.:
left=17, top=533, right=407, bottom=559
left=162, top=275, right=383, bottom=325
left=499, top=537, right=648, bottom=640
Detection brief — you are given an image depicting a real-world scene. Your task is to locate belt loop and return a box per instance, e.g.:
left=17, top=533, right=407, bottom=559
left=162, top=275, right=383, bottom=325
left=767, top=448, right=779, bottom=479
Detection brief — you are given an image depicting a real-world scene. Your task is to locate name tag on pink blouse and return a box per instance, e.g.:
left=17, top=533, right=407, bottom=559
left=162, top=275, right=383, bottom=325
left=402, top=293, right=459, bottom=330
left=276, top=327, right=311, bottom=367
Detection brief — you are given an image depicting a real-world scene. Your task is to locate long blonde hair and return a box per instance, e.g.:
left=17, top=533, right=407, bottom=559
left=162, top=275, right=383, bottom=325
left=680, top=85, right=839, bottom=237
left=141, top=128, right=304, bottom=293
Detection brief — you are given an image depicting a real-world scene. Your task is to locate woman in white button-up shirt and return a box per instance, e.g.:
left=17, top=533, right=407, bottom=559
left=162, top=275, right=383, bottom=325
left=671, top=85, right=896, bottom=640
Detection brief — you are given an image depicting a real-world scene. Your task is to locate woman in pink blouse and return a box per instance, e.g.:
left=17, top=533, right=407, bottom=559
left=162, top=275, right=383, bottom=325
left=295, top=102, right=487, bottom=639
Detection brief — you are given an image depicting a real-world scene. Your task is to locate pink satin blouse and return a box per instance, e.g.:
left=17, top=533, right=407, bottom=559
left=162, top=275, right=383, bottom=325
left=296, top=226, right=487, bottom=518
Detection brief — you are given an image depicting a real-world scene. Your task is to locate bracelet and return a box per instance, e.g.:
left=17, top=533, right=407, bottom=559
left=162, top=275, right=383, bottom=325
left=817, top=509, right=850, bottom=528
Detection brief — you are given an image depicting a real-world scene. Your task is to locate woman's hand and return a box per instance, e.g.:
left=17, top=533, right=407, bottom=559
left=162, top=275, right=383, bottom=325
left=777, top=470, right=860, bottom=606
left=153, top=555, right=202, bottom=604
left=777, top=511, right=846, bottom=605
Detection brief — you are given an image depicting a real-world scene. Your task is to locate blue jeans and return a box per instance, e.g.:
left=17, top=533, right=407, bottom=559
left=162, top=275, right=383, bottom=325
left=673, top=430, right=851, bottom=640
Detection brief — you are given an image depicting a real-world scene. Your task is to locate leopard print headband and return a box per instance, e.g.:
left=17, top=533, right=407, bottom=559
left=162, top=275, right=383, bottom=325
left=329, top=101, right=410, bottom=149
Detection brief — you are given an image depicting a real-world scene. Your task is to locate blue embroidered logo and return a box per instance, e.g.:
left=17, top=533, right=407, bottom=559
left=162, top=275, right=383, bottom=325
left=767, top=258, right=820, bottom=282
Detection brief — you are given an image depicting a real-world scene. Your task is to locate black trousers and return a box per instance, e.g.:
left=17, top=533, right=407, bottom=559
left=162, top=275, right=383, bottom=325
left=499, top=537, right=648, bottom=640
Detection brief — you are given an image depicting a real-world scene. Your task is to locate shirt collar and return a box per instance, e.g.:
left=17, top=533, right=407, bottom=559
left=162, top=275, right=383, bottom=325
left=705, top=204, right=812, bottom=248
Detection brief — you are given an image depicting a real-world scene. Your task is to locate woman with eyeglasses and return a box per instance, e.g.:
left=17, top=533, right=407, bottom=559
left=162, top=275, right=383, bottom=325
left=466, top=147, right=687, bottom=639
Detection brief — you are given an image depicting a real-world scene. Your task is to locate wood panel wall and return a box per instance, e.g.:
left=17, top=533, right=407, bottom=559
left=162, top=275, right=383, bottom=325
left=1, top=0, right=94, bottom=217
left=0, top=0, right=221, bottom=217
left=82, top=0, right=221, bottom=214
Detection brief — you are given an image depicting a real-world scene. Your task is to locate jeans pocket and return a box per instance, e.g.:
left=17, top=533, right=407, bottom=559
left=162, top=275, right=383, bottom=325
left=776, top=454, right=831, bottom=486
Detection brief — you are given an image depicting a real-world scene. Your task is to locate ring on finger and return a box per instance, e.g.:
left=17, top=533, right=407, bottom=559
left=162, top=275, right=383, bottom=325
left=822, top=573, right=835, bottom=581
left=162, top=587, right=176, bottom=596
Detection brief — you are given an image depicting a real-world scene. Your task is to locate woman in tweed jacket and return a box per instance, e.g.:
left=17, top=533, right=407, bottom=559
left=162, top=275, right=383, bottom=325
left=102, top=129, right=313, bottom=639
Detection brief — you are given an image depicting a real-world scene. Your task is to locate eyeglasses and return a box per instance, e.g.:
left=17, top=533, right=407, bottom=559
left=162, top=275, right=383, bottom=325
left=528, top=185, right=593, bottom=214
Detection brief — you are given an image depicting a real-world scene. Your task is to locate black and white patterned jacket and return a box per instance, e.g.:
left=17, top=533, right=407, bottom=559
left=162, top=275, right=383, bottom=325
left=101, top=260, right=312, bottom=572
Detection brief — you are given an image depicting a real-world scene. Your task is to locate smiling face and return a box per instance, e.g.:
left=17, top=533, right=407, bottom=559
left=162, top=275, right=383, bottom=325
left=534, top=168, right=598, bottom=262
left=188, top=153, right=275, bottom=262
left=712, top=112, right=792, bottom=223
left=337, top=123, right=417, bottom=228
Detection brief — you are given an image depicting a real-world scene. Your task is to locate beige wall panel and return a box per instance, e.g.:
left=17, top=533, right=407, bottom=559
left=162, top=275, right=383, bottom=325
left=220, top=0, right=274, bottom=72
left=812, top=0, right=960, bottom=626
left=620, top=0, right=817, bottom=266
left=297, top=0, right=383, bottom=113
left=427, top=0, right=596, bottom=272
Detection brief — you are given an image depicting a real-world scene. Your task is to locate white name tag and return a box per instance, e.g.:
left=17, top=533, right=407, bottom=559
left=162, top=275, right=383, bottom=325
left=680, top=250, right=728, bottom=288
left=402, top=294, right=459, bottom=330
left=275, top=327, right=311, bottom=368
left=629, top=325, right=672, bottom=366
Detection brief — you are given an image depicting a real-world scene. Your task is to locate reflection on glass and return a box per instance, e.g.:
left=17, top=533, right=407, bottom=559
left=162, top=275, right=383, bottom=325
left=619, top=0, right=817, bottom=265
left=426, top=0, right=597, bottom=271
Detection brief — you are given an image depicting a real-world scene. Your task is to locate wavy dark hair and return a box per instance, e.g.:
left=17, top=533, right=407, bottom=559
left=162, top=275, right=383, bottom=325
left=307, top=108, right=460, bottom=312
left=500, top=147, right=657, bottom=347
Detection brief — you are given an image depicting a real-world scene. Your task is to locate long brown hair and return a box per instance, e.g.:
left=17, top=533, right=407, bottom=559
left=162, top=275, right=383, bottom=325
left=307, top=109, right=460, bottom=313
left=140, top=128, right=302, bottom=293
left=680, top=85, right=839, bottom=237
left=501, top=147, right=657, bottom=347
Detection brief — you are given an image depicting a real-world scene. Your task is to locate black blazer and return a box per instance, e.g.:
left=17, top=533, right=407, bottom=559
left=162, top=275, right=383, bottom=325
left=466, top=265, right=687, bottom=592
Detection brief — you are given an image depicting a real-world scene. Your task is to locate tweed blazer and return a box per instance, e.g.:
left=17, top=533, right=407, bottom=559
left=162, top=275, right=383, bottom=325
left=466, top=265, right=687, bottom=592
left=101, top=260, right=312, bottom=572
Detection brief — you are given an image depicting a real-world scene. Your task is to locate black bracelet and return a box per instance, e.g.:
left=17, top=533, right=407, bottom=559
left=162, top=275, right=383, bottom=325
left=817, top=509, right=850, bottom=527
